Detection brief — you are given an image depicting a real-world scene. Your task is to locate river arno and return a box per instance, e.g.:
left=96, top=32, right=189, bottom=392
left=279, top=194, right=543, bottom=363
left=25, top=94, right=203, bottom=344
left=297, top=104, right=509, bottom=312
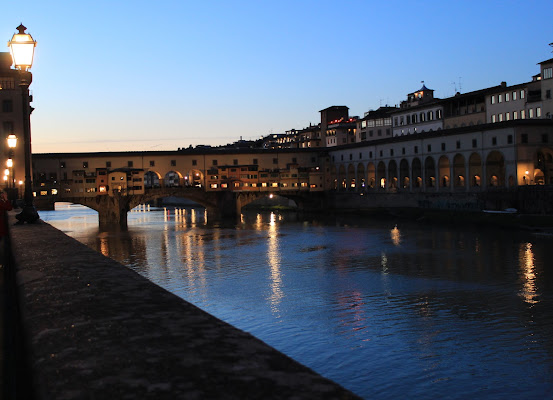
left=40, top=204, right=553, bottom=399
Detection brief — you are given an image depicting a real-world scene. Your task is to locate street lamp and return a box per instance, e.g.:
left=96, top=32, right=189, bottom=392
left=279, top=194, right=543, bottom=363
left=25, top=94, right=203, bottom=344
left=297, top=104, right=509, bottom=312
left=7, top=134, right=17, bottom=191
left=8, top=24, right=39, bottom=223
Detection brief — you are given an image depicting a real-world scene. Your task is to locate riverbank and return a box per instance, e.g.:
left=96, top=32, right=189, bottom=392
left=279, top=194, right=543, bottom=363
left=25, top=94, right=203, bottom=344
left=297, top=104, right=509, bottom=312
left=5, top=211, right=360, bottom=399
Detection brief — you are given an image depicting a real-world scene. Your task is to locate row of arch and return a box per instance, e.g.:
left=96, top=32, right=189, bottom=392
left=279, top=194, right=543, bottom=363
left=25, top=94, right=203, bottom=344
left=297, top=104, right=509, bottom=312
left=143, top=170, right=204, bottom=188
left=331, top=151, right=512, bottom=191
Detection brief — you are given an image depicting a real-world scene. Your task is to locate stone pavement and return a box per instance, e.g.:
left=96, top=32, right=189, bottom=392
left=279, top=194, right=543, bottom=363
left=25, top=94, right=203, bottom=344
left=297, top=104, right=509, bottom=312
left=7, top=214, right=361, bottom=399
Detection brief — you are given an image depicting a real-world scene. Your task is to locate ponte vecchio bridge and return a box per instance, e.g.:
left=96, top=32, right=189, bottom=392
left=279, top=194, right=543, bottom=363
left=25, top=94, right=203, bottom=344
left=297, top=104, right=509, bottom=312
left=31, top=148, right=329, bottom=228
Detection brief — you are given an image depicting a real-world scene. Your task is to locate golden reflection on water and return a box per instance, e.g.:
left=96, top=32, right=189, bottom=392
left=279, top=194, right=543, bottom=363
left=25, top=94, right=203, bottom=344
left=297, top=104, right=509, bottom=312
left=519, top=242, right=539, bottom=305
left=266, top=212, right=283, bottom=313
left=390, top=225, right=401, bottom=246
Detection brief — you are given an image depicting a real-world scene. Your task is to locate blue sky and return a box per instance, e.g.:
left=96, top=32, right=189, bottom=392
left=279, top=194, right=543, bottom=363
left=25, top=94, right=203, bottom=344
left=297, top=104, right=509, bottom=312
left=2, top=1, right=552, bottom=153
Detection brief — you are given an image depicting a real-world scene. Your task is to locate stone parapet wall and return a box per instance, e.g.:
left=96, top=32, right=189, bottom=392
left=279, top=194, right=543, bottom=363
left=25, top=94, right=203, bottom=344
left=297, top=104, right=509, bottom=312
left=7, top=214, right=359, bottom=399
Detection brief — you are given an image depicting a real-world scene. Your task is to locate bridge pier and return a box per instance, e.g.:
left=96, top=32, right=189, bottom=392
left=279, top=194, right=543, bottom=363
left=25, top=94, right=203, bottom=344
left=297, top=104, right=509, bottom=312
left=95, top=194, right=131, bottom=229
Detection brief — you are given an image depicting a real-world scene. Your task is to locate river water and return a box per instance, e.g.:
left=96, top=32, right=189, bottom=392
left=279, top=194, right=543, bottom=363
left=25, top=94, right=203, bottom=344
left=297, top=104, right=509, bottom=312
left=40, top=203, right=553, bottom=399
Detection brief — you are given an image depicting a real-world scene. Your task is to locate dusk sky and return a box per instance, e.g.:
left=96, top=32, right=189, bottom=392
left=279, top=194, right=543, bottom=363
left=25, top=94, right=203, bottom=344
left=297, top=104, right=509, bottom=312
left=2, top=1, right=552, bottom=153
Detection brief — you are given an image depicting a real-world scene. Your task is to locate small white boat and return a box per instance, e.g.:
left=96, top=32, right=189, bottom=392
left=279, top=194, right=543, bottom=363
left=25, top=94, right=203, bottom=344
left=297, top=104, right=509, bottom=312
left=482, top=208, right=518, bottom=214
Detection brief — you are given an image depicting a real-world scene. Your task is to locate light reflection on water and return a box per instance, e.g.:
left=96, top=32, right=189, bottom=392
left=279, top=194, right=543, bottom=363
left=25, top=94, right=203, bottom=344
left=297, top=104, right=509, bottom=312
left=41, top=203, right=553, bottom=399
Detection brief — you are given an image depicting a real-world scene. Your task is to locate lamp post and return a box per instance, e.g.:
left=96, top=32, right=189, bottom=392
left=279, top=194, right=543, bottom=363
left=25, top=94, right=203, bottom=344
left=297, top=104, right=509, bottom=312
left=8, top=24, right=39, bottom=223
left=7, top=134, right=17, bottom=192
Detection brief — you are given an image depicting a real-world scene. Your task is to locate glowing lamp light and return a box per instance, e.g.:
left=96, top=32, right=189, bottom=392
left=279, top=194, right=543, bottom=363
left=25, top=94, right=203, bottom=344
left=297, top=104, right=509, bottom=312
left=18, top=180, right=23, bottom=185
left=4, top=169, right=9, bottom=176
left=8, top=24, right=36, bottom=70
left=3, top=176, right=6, bottom=182
left=6, top=159, right=13, bottom=168
left=525, top=170, right=529, bottom=175
left=7, top=134, right=17, bottom=148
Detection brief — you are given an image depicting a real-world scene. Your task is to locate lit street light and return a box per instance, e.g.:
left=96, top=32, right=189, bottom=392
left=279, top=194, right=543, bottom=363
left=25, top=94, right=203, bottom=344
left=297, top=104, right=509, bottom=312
left=8, top=24, right=39, bottom=223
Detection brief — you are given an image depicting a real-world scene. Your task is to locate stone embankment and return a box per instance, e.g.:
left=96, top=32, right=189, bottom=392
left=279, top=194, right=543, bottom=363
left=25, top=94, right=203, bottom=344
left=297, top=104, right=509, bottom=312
left=7, top=213, right=359, bottom=399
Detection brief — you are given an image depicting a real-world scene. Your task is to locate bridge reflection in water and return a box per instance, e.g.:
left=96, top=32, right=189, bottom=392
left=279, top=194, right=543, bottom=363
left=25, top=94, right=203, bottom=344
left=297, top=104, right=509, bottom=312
left=41, top=205, right=553, bottom=399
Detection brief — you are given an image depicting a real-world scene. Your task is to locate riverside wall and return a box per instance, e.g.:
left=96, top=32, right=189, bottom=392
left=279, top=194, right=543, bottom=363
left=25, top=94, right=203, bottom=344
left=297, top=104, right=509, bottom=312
left=6, top=213, right=360, bottom=399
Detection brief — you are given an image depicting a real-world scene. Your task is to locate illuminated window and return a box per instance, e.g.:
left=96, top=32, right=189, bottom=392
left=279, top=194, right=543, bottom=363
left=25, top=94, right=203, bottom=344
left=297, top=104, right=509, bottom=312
left=498, top=113, right=503, bottom=122
left=512, top=91, right=517, bottom=100
left=51, top=189, right=58, bottom=195
left=537, top=107, right=542, bottom=117
left=505, top=92, right=510, bottom=101
left=544, top=67, right=552, bottom=79
left=498, top=94, right=502, bottom=103
left=521, top=110, right=526, bottom=119
left=271, top=182, right=278, bottom=187
left=83, top=162, right=89, bottom=168
left=506, top=112, right=510, bottom=121
left=40, top=191, right=47, bottom=196
left=149, top=160, right=155, bottom=167
left=513, top=111, right=518, bottom=119
left=491, top=115, right=496, bottom=123
left=221, top=183, right=228, bottom=189
left=210, top=183, right=218, bottom=189
left=520, top=90, right=525, bottom=99
left=491, top=95, right=495, bottom=104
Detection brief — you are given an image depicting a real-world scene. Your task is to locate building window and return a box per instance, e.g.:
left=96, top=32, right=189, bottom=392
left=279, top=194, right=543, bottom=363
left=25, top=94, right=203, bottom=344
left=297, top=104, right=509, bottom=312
left=456, top=141, right=461, bottom=149
left=507, top=135, right=513, bottom=144
left=427, top=144, right=432, bottom=152
left=341, top=155, right=344, bottom=161
left=542, top=134, right=549, bottom=143
left=83, top=162, right=89, bottom=168
left=529, top=108, right=534, bottom=118
left=472, top=139, right=477, bottom=148
left=491, top=115, right=496, bottom=123
left=386, top=128, right=391, bottom=136
left=513, top=111, right=518, bottom=120
left=379, top=150, right=383, bottom=157
left=414, top=146, right=418, bottom=154
left=106, top=161, right=111, bottom=168
left=2, top=100, right=13, bottom=112
left=521, top=110, right=526, bottom=119
left=369, top=151, right=373, bottom=158
left=544, top=67, right=553, bottom=79
left=233, top=159, right=238, bottom=165
left=192, top=159, right=197, bottom=166
left=349, top=154, right=352, bottom=160
left=505, top=112, right=511, bottom=121
left=212, top=159, right=218, bottom=166
left=492, top=137, right=497, bottom=145
left=273, top=158, right=278, bottom=164
left=390, top=149, right=394, bottom=156
left=171, top=160, right=176, bottom=166
left=402, top=147, right=405, bottom=155
left=150, top=160, right=155, bottom=167
left=512, top=91, right=517, bottom=100
left=537, top=107, right=542, bottom=117
left=292, top=157, right=297, bottom=163
left=491, top=95, right=495, bottom=104
left=441, top=143, right=446, bottom=151
left=378, top=129, right=382, bottom=136
left=436, top=109, right=442, bottom=119
left=60, top=161, right=66, bottom=168
left=253, top=158, right=258, bottom=165
left=498, top=113, right=503, bottom=122
left=2, top=121, right=14, bottom=134
left=498, top=94, right=502, bottom=103
left=359, top=152, right=362, bottom=159
left=521, top=134, right=528, bottom=144
left=520, top=90, right=525, bottom=99
left=505, top=92, right=510, bottom=101
left=547, top=90, right=551, bottom=99
left=369, top=130, right=373, bottom=137
left=128, top=161, right=133, bottom=167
